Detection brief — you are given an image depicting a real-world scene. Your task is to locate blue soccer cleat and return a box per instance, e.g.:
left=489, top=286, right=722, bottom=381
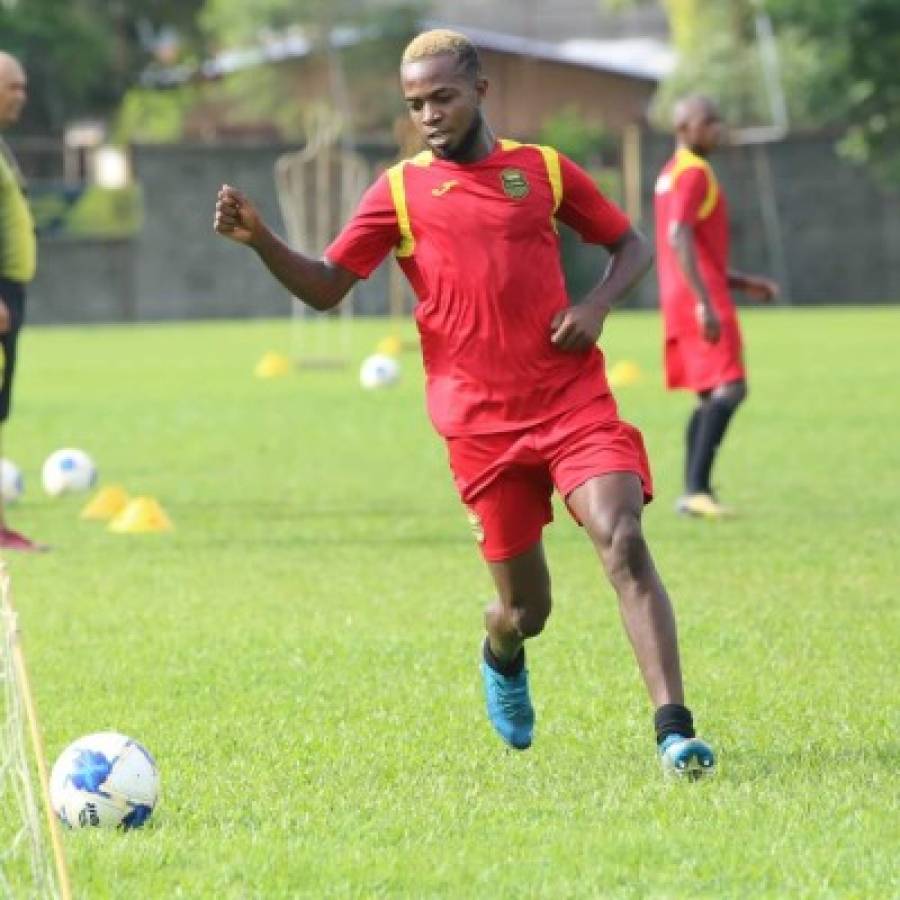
left=480, top=652, right=534, bottom=751
left=659, top=734, right=716, bottom=779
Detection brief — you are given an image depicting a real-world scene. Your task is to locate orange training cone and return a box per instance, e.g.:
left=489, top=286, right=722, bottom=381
left=108, top=497, right=174, bottom=534
left=80, top=485, right=130, bottom=521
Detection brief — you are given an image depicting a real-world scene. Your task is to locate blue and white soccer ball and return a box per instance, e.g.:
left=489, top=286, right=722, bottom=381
left=49, top=732, right=160, bottom=830
left=0, top=458, right=24, bottom=504
left=359, top=353, right=400, bottom=390
left=41, top=447, right=97, bottom=497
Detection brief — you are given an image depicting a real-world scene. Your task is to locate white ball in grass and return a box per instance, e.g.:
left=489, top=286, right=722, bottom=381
left=41, top=448, right=97, bottom=496
left=359, top=354, right=400, bottom=390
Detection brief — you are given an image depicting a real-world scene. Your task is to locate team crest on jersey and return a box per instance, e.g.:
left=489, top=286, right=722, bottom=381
left=465, top=507, right=485, bottom=544
left=655, top=173, right=673, bottom=194
left=500, top=168, right=530, bottom=199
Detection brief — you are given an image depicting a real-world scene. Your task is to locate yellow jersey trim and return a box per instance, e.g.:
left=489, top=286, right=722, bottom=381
left=386, top=151, right=433, bottom=258
left=499, top=139, right=563, bottom=230
left=672, top=148, right=719, bottom=220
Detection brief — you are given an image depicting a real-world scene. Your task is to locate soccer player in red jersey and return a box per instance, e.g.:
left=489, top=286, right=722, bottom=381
left=655, top=95, right=778, bottom=518
left=215, top=31, right=715, bottom=776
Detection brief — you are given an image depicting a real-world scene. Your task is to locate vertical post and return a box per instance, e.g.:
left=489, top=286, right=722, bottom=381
left=622, top=122, right=643, bottom=224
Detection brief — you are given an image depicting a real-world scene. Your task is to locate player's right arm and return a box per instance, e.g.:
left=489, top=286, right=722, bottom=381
left=214, top=184, right=357, bottom=311
left=665, top=164, right=720, bottom=343
left=669, top=222, right=720, bottom=343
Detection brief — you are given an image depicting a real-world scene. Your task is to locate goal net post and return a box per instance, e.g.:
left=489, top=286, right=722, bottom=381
left=275, top=106, right=370, bottom=368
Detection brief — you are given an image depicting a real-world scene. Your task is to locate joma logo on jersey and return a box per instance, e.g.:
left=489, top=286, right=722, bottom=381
left=431, top=179, right=458, bottom=197
left=500, top=168, right=530, bottom=199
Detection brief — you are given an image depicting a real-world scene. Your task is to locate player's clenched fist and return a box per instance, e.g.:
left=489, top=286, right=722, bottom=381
left=214, top=184, right=260, bottom=245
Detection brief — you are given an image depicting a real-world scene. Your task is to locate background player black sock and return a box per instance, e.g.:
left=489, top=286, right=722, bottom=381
left=654, top=703, right=695, bottom=745
left=686, top=398, right=739, bottom=494
left=483, top=639, right=525, bottom=677
left=684, top=406, right=703, bottom=492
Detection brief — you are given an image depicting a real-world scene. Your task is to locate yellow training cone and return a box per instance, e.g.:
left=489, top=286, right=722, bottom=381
left=254, top=351, right=291, bottom=378
left=80, top=485, right=130, bottom=521
left=375, top=335, right=402, bottom=357
left=608, top=360, right=642, bottom=388
left=108, top=497, right=174, bottom=534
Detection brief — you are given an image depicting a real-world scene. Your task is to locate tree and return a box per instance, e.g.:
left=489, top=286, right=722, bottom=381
left=0, top=0, right=205, bottom=134
left=618, top=0, right=900, bottom=185
left=770, top=0, right=900, bottom=185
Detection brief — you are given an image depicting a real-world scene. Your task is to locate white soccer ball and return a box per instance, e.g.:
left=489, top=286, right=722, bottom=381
left=41, top=448, right=97, bottom=496
left=359, top=353, right=400, bottom=390
left=0, top=458, right=24, bottom=504
left=49, top=732, right=160, bottom=830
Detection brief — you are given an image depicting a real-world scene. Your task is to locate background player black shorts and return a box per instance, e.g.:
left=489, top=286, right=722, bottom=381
left=0, top=277, right=26, bottom=424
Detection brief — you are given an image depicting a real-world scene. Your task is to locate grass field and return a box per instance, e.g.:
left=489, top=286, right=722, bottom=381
left=2, top=307, right=897, bottom=897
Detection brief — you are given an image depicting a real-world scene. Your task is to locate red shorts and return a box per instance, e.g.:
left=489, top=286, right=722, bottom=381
left=665, top=317, right=746, bottom=392
left=445, top=396, right=653, bottom=562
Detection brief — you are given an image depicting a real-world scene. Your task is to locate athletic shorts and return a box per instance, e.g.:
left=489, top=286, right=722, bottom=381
left=0, top=278, right=25, bottom=424
left=664, top=316, right=746, bottom=393
left=445, top=395, right=654, bottom=562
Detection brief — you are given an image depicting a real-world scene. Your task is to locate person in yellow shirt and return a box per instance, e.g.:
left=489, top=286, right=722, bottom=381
left=0, top=51, right=45, bottom=551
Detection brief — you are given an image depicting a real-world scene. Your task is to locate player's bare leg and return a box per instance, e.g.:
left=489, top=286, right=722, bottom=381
left=479, top=542, right=551, bottom=750
left=485, top=542, right=551, bottom=662
left=568, top=472, right=714, bottom=776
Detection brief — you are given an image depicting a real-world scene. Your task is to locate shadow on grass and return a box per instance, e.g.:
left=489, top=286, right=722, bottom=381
left=725, top=741, right=900, bottom=781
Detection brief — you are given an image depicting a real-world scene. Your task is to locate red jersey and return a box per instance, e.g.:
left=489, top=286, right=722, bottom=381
left=654, top=148, right=735, bottom=337
left=325, top=140, right=629, bottom=437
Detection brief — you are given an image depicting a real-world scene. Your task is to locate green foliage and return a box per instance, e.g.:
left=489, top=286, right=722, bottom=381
left=0, top=1, right=113, bottom=132
left=538, top=104, right=616, bottom=166
left=644, top=0, right=900, bottom=185
left=0, top=0, right=206, bottom=133
left=65, top=184, right=143, bottom=238
left=114, top=88, right=197, bottom=144
left=199, top=0, right=425, bottom=47
left=5, top=310, right=898, bottom=894
left=28, top=183, right=143, bottom=238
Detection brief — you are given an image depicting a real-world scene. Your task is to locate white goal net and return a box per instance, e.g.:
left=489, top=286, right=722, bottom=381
left=0, top=568, right=66, bottom=899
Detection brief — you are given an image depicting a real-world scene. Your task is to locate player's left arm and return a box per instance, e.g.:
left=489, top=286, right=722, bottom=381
left=550, top=154, right=653, bottom=352
left=728, top=269, right=779, bottom=302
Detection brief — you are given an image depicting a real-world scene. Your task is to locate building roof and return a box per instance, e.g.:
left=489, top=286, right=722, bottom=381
left=426, top=22, right=675, bottom=82
left=141, top=21, right=675, bottom=88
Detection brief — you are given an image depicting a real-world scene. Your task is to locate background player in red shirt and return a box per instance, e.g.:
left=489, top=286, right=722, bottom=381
left=214, top=31, right=715, bottom=777
left=655, top=95, right=778, bottom=518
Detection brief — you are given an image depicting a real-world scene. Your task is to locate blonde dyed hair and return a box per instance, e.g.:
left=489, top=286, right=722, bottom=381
left=401, top=29, right=481, bottom=79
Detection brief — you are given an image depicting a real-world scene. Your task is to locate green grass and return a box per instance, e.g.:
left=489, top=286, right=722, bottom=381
left=2, top=308, right=898, bottom=897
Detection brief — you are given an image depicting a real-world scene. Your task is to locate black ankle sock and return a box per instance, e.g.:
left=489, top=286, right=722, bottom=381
left=686, top=399, right=739, bottom=494
left=654, top=703, right=695, bottom=744
left=684, top=407, right=703, bottom=491
left=483, top=639, right=525, bottom=677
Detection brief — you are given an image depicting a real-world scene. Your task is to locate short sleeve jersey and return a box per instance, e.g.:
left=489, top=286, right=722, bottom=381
left=0, top=143, right=36, bottom=284
left=326, top=140, right=629, bottom=437
left=654, top=148, right=733, bottom=337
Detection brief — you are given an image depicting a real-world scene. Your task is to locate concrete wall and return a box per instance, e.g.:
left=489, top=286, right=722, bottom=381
left=25, top=134, right=900, bottom=325
left=133, top=143, right=290, bottom=320
left=28, top=237, right=135, bottom=324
